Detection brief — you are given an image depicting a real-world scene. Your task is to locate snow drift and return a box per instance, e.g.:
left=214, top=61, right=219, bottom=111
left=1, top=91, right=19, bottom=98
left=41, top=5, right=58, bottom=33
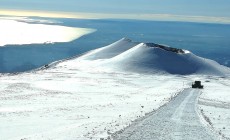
left=77, top=38, right=230, bottom=76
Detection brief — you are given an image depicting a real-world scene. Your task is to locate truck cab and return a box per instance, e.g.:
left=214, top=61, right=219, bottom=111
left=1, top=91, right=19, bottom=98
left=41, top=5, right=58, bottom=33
left=192, top=81, right=203, bottom=89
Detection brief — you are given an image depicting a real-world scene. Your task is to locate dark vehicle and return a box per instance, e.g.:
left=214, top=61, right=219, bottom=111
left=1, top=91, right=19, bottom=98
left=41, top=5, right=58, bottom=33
left=192, top=81, right=203, bottom=89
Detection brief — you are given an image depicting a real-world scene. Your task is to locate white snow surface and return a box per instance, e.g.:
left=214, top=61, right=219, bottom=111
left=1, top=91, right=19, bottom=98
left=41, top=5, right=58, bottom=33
left=0, top=67, right=188, bottom=140
left=0, top=19, right=96, bottom=46
left=197, top=77, right=230, bottom=139
left=0, top=38, right=230, bottom=139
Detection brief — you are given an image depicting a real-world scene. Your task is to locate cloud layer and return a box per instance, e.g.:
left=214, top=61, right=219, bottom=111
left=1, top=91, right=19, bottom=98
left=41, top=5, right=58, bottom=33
left=1, top=9, right=230, bottom=24
left=0, top=18, right=96, bottom=46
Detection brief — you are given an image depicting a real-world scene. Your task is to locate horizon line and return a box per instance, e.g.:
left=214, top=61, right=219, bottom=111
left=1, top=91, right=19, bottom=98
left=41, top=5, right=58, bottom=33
left=1, top=9, right=230, bottom=24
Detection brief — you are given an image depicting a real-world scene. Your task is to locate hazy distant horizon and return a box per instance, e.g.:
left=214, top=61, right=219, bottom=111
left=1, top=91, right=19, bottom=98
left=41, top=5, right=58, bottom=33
left=1, top=9, right=230, bottom=25
left=1, top=0, right=230, bottom=24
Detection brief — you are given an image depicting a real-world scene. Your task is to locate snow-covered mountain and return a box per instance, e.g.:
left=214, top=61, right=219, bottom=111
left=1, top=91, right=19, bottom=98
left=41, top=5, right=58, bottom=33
left=75, top=38, right=230, bottom=76
left=1, top=38, right=230, bottom=140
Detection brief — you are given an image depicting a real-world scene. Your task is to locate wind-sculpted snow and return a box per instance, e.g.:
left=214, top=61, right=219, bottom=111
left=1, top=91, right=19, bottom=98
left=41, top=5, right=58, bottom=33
left=76, top=38, right=230, bottom=76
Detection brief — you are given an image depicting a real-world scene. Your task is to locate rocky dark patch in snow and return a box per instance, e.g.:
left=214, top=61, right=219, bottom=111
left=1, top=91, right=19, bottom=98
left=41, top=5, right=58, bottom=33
left=146, top=43, right=185, bottom=54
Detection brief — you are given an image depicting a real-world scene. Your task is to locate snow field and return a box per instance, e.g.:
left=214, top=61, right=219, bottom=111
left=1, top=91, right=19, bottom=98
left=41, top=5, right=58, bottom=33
left=0, top=68, right=189, bottom=140
left=1, top=38, right=230, bottom=139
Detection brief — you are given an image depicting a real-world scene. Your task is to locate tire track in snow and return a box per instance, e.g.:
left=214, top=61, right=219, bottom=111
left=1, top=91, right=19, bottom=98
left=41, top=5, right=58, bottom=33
left=113, top=89, right=218, bottom=140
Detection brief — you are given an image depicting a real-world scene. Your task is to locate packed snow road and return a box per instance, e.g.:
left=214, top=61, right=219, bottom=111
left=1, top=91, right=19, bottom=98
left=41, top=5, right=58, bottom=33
left=113, top=89, right=219, bottom=140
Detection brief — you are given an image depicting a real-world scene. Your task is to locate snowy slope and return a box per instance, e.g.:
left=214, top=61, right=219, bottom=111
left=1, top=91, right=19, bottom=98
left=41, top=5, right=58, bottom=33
left=74, top=38, right=230, bottom=76
left=1, top=38, right=230, bottom=140
left=0, top=62, right=188, bottom=140
left=79, top=38, right=139, bottom=60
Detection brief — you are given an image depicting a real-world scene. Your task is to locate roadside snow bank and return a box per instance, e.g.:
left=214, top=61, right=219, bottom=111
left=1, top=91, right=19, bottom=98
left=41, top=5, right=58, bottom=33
left=198, top=77, right=230, bottom=139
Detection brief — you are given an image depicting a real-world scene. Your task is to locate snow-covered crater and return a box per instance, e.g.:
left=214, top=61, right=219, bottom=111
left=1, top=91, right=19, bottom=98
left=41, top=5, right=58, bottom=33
left=60, top=38, right=230, bottom=76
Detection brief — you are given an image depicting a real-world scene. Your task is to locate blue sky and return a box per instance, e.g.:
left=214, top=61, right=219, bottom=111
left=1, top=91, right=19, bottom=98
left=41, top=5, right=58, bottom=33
left=0, top=0, right=230, bottom=21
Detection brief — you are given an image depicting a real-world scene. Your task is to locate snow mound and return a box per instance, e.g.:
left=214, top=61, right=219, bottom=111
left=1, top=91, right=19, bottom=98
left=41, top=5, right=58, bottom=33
left=76, top=38, right=230, bottom=76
